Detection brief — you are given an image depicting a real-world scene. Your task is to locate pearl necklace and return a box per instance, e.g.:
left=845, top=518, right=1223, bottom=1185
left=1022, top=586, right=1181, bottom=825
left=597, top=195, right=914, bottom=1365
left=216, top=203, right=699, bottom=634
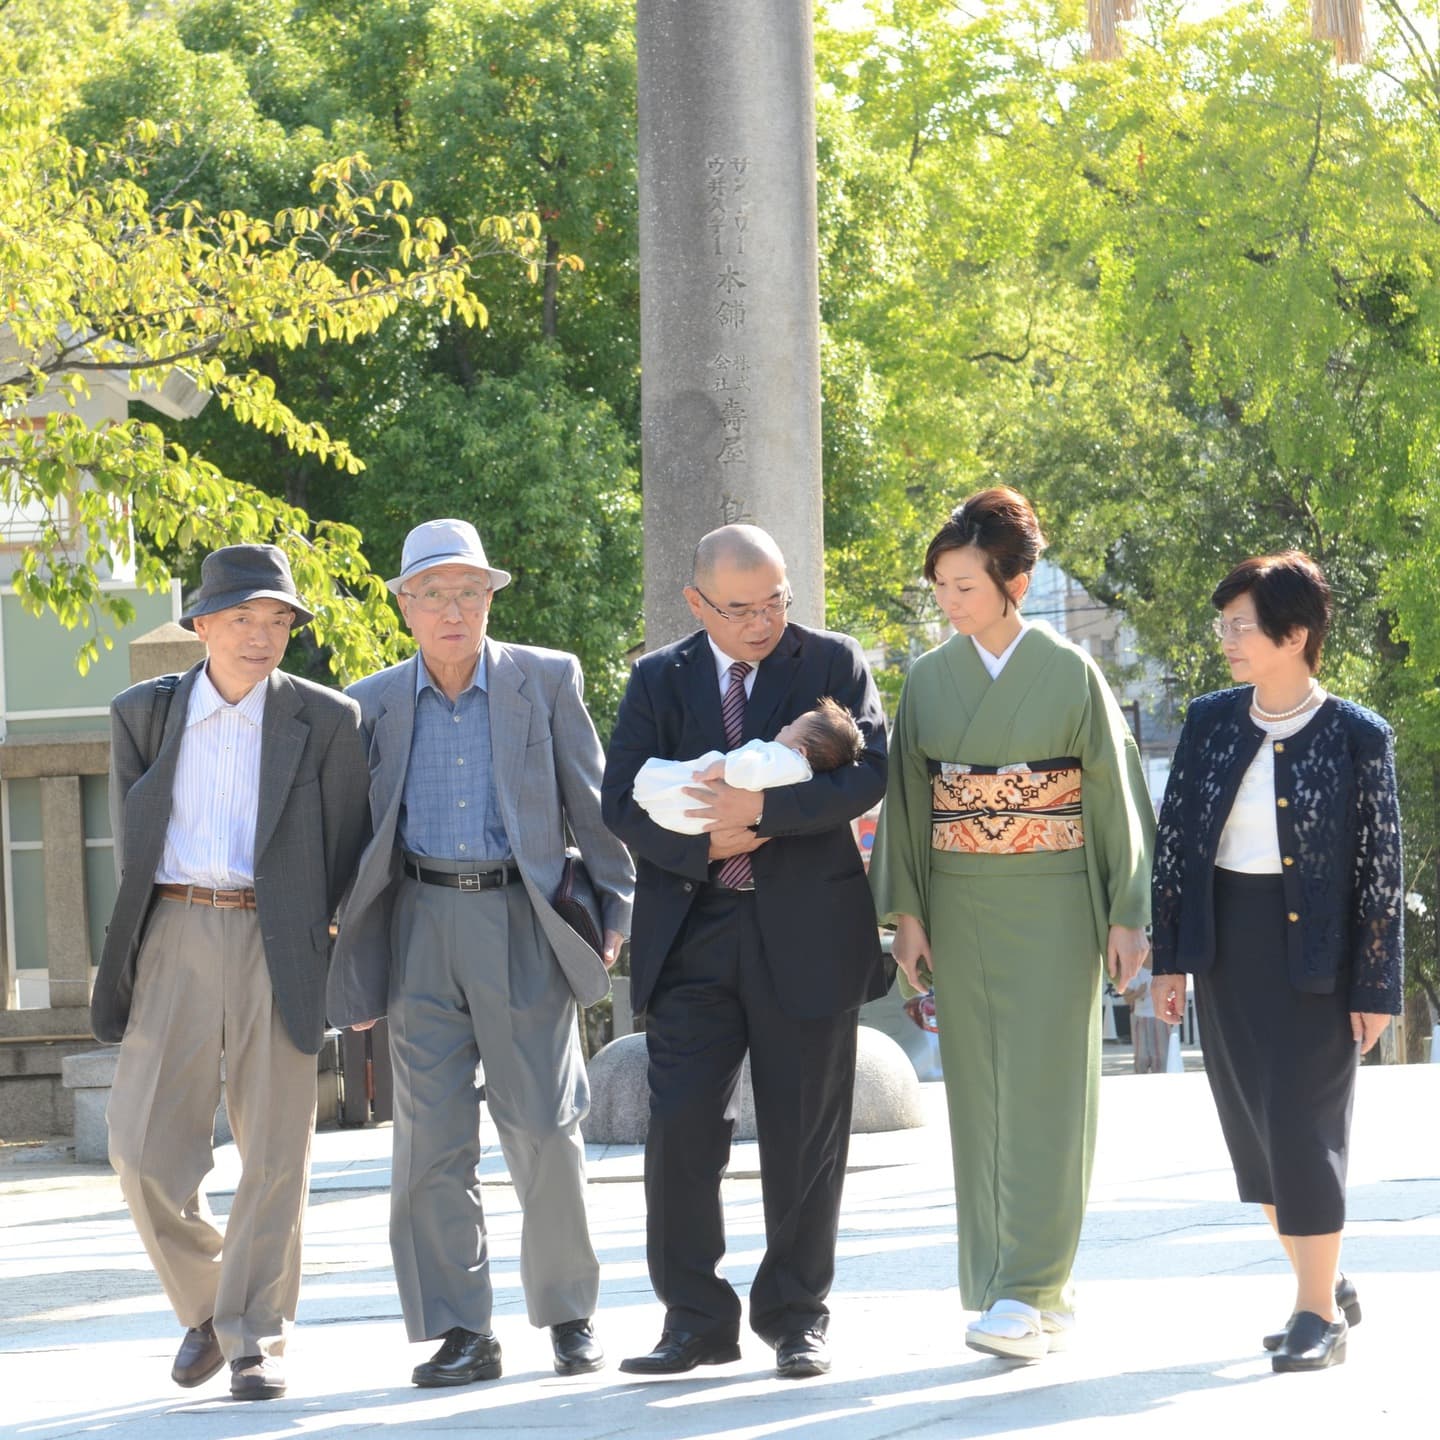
left=1251, top=680, right=1319, bottom=723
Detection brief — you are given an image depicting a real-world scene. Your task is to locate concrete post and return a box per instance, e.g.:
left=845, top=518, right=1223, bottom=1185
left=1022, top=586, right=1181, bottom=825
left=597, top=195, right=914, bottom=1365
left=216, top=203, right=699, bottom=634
left=129, top=621, right=204, bottom=684
left=637, top=0, right=825, bottom=649
left=39, top=776, right=90, bottom=1010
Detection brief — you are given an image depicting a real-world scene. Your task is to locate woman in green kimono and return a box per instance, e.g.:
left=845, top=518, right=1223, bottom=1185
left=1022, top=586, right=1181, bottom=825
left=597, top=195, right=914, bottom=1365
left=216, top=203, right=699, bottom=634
left=870, top=487, right=1155, bottom=1362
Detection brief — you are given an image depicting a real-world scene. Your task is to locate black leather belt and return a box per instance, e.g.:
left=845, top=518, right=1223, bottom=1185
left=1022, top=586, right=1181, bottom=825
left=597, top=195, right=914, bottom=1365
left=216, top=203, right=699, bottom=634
left=403, top=859, right=519, bottom=892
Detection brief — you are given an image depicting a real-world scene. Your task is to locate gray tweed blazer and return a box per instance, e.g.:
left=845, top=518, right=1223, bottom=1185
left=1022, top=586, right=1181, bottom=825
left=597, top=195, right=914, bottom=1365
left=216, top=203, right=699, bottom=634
left=93, top=662, right=370, bottom=1055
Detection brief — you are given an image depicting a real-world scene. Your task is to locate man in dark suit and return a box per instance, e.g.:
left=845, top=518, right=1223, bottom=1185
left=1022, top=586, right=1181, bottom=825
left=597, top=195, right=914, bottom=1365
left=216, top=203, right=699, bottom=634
left=94, top=545, right=369, bottom=1402
left=601, top=524, right=889, bottom=1380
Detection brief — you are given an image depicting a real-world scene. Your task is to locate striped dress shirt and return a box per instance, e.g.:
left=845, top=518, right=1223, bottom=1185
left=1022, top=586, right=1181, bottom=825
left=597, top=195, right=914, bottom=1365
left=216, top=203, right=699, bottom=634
left=154, top=668, right=265, bottom=887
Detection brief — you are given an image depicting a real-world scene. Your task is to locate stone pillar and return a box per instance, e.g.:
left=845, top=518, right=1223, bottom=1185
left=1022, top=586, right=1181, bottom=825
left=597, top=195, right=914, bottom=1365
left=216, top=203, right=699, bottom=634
left=40, top=776, right=90, bottom=1010
left=129, top=621, right=204, bottom=684
left=637, top=0, right=825, bottom=650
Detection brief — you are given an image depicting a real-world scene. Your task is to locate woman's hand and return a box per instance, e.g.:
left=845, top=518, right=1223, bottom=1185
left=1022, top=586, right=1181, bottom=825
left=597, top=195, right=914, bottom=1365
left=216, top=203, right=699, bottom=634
left=892, top=913, right=933, bottom=992
left=1151, top=973, right=1187, bottom=1026
left=1106, top=925, right=1151, bottom=991
left=1350, top=1011, right=1391, bottom=1055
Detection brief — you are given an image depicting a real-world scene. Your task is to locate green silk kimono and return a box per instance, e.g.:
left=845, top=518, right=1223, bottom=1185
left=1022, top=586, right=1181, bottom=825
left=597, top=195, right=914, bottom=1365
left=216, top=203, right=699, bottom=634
left=870, top=622, right=1155, bottom=1313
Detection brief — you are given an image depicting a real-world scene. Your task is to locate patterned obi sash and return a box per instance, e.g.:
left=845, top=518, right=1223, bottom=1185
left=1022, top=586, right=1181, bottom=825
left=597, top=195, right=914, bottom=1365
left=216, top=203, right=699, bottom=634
left=928, top=757, right=1084, bottom=855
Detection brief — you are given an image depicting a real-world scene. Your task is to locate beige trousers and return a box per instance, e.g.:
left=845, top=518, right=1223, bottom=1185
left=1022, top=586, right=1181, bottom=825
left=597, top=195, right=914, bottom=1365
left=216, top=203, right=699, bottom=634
left=107, top=899, right=318, bottom=1360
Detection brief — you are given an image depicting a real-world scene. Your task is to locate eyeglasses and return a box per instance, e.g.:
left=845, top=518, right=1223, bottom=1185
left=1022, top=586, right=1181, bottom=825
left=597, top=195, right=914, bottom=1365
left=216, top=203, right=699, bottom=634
left=401, top=585, right=492, bottom=613
left=903, top=989, right=938, bottom=1034
left=1211, top=617, right=1260, bottom=640
left=693, top=585, right=793, bottom=625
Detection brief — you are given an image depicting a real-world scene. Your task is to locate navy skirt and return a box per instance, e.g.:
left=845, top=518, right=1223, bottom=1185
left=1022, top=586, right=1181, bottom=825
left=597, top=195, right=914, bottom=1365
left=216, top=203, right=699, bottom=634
left=1195, top=868, right=1359, bottom=1235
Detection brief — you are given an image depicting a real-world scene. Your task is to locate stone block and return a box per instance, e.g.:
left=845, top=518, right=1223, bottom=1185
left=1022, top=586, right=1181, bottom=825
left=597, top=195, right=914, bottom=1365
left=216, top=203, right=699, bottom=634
left=0, top=1075, right=69, bottom=1139
left=582, top=1025, right=923, bottom=1146
left=129, top=623, right=204, bottom=684
left=0, top=1008, right=93, bottom=1039
left=0, top=733, right=110, bottom=779
left=63, top=1046, right=230, bottom=1163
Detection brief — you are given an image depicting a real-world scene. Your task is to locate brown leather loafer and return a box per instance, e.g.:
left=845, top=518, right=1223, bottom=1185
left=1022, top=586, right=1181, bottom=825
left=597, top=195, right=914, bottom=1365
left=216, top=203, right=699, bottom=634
left=230, top=1355, right=286, bottom=1400
left=171, top=1319, right=223, bottom=1388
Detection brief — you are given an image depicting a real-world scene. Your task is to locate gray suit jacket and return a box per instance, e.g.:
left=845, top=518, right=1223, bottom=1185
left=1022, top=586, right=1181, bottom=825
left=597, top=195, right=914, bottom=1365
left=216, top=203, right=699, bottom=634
left=327, top=638, right=635, bottom=1028
left=93, top=663, right=371, bottom=1055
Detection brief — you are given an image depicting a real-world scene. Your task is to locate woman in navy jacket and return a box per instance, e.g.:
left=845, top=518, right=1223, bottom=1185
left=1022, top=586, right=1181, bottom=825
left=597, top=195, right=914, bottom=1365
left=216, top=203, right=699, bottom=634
left=1151, top=551, right=1403, bottom=1375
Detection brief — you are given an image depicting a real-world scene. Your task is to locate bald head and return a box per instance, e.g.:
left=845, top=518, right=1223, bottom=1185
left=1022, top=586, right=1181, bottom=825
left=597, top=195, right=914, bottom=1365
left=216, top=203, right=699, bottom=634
left=691, top=524, right=786, bottom=588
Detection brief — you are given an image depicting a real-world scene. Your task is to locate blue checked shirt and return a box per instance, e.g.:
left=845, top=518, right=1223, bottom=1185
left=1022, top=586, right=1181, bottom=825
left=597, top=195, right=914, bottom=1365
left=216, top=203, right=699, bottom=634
left=399, top=653, right=511, bottom=861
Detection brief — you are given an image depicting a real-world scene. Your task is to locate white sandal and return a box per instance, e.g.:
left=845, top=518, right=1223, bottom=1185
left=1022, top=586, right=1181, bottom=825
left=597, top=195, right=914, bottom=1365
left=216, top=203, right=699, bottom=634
left=965, top=1299, right=1049, bottom=1361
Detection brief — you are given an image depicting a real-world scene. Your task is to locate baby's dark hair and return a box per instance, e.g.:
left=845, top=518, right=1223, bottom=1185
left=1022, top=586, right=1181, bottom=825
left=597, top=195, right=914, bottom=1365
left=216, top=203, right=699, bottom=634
left=792, top=697, right=864, bottom=773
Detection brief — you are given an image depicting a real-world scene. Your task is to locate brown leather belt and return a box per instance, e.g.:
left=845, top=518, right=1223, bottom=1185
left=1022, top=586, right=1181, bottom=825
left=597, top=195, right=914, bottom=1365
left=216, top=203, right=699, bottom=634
left=154, top=884, right=257, bottom=909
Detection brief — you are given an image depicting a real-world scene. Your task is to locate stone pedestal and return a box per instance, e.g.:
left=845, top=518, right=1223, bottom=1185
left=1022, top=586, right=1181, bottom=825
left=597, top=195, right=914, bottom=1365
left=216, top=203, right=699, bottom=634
left=582, top=1025, right=924, bottom=1146
left=62, top=1047, right=233, bottom=1164
left=129, top=621, right=204, bottom=684
left=637, top=0, right=824, bottom=648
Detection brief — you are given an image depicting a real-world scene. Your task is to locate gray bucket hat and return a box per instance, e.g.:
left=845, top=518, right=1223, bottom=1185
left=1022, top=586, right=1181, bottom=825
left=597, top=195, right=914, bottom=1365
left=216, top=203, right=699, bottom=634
left=179, top=544, right=314, bottom=631
left=387, top=519, right=512, bottom=594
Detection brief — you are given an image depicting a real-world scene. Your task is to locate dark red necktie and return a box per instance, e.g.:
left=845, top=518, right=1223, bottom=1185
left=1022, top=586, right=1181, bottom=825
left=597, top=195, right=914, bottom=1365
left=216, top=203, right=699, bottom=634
left=716, top=660, right=753, bottom=889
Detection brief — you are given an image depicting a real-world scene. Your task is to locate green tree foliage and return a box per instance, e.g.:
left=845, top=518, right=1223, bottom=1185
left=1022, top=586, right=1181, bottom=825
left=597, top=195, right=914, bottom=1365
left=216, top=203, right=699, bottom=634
left=817, top=0, right=1440, bottom=1019
left=62, top=0, right=644, bottom=721
left=0, top=0, right=556, bottom=681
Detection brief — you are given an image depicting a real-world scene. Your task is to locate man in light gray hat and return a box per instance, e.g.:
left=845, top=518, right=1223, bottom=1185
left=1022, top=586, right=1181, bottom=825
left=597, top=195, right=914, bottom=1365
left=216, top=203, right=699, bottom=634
left=329, top=518, right=635, bottom=1385
left=95, top=543, right=369, bottom=1401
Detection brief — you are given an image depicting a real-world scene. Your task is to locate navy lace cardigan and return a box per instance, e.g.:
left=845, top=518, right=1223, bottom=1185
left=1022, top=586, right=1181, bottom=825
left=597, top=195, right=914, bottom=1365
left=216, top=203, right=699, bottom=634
left=1151, top=688, right=1403, bottom=1014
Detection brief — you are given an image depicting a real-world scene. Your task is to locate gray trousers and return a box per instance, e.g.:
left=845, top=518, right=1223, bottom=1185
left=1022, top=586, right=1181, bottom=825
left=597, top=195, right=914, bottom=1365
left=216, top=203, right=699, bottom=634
left=107, top=900, right=317, bottom=1360
left=387, top=858, right=598, bottom=1342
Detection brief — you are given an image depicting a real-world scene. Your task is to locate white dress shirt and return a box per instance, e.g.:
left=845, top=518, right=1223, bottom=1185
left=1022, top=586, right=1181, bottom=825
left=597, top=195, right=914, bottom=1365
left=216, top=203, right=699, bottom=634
left=708, top=636, right=759, bottom=699
left=155, top=668, right=266, bottom=887
left=972, top=621, right=1029, bottom=680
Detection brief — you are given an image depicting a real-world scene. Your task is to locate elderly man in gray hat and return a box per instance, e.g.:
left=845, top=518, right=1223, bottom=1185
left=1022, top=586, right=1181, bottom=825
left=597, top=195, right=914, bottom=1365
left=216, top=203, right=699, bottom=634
left=329, top=519, right=634, bottom=1386
left=94, top=544, right=369, bottom=1401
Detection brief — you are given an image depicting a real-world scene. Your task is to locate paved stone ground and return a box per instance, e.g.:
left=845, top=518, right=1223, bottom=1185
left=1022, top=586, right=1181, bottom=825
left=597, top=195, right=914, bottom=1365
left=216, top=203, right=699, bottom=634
left=3, top=1065, right=1437, bottom=1439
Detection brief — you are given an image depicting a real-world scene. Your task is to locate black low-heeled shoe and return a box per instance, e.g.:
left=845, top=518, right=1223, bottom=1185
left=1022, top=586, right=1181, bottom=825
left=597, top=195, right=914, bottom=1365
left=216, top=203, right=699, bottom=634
left=1272, top=1311, right=1347, bottom=1372
left=1262, top=1273, right=1361, bottom=1352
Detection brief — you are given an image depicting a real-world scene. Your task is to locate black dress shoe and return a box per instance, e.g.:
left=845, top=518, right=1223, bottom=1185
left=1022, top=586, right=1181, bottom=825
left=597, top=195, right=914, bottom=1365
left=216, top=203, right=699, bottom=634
left=412, top=1328, right=503, bottom=1387
left=1273, top=1310, right=1347, bottom=1372
left=172, top=1319, right=224, bottom=1388
left=776, top=1329, right=830, bottom=1379
left=552, top=1318, right=605, bottom=1376
left=1262, top=1274, right=1361, bottom=1352
left=618, top=1329, right=742, bottom=1375
left=230, top=1356, right=286, bottom=1400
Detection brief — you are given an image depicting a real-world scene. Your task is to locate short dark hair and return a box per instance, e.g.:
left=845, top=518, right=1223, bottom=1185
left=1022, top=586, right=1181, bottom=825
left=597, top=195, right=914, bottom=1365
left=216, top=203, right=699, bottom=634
left=1211, top=551, right=1331, bottom=672
left=923, top=487, right=1047, bottom=612
left=792, top=697, right=864, bottom=773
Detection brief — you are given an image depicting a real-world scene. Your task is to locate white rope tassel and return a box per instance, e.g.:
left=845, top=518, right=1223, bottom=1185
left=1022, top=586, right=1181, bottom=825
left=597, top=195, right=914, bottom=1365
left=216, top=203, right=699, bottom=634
left=1311, top=0, right=1369, bottom=65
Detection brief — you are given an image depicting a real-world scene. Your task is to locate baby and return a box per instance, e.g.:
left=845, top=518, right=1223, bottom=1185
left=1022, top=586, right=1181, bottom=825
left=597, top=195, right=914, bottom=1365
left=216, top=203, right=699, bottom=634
left=634, top=696, right=865, bottom=836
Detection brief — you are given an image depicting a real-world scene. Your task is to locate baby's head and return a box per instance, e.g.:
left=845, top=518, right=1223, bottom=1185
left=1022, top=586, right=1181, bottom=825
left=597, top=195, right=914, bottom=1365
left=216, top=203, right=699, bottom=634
left=774, top=697, right=864, bottom=774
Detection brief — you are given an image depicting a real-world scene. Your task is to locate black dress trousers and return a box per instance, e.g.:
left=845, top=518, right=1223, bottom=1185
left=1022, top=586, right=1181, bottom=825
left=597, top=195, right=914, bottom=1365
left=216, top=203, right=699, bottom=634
left=642, top=884, right=859, bottom=1344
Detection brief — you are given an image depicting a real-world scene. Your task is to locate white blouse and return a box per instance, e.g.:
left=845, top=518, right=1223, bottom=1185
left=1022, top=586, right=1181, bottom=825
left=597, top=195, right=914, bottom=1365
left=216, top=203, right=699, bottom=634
left=1215, top=692, right=1327, bottom=873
